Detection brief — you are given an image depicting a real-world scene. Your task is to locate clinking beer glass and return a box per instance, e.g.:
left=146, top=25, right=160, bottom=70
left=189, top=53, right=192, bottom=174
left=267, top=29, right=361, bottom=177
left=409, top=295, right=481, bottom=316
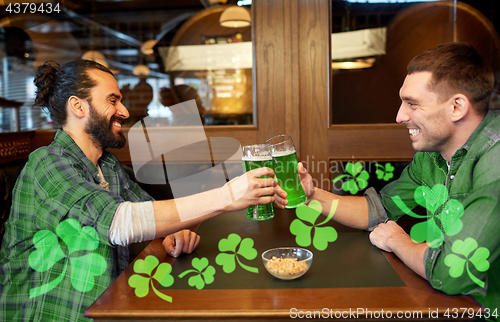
left=266, top=134, right=307, bottom=208
left=242, top=144, right=275, bottom=220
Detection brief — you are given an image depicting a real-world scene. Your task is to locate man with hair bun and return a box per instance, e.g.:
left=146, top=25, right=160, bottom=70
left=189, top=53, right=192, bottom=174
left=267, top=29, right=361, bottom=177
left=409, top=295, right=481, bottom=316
left=289, top=43, right=500, bottom=316
left=0, top=60, right=285, bottom=321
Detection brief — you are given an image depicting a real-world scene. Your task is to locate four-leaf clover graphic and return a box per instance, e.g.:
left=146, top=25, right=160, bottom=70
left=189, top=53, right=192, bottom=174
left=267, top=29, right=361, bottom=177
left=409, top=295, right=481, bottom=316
left=178, top=257, right=216, bottom=290
left=290, top=200, right=338, bottom=251
left=28, top=219, right=106, bottom=298
left=128, top=255, right=174, bottom=302
left=444, top=238, right=490, bottom=288
left=375, top=163, right=395, bottom=181
left=332, top=162, right=369, bottom=195
left=215, top=233, right=259, bottom=273
left=391, top=184, right=464, bottom=248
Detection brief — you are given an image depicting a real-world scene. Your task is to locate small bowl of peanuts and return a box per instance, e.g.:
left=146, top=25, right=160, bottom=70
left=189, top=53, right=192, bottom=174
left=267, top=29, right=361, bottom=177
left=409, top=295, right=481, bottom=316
left=262, top=247, right=313, bottom=280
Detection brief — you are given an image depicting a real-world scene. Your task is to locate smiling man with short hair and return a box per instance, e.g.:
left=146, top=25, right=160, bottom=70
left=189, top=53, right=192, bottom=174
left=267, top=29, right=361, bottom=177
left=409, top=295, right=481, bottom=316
left=282, top=43, right=500, bottom=315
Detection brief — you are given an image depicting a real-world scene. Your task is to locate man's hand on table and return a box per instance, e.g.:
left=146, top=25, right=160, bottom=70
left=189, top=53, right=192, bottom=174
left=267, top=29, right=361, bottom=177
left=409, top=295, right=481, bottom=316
left=369, top=220, right=407, bottom=252
left=163, top=229, right=200, bottom=258
left=369, top=221, right=428, bottom=279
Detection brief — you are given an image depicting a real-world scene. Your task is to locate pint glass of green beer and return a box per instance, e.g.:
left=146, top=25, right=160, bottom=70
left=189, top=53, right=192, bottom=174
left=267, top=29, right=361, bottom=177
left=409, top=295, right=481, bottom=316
left=242, top=144, right=275, bottom=220
left=265, top=134, right=307, bottom=208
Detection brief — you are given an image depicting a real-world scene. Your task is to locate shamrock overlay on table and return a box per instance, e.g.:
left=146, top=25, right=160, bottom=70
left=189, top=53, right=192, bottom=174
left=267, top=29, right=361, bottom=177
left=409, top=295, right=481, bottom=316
left=128, top=255, right=174, bottom=302
left=178, top=257, right=216, bottom=290
left=390, top=184, right=464, bottom=248
left=28, top=218, right=107, bottom=298
left=290, top=200, right=338, bottom=251
left=375, top=162, right=395, bottom=181
left=332, top=162, right=370, bottom=195
left=444, top=238, right=490, bottom=288
left=215, top=233, right=259, bottom=273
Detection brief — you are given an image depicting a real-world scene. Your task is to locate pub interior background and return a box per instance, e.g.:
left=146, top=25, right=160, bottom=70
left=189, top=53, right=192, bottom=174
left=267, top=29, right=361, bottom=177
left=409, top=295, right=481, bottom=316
left=1, top=0, right=500, bottom=197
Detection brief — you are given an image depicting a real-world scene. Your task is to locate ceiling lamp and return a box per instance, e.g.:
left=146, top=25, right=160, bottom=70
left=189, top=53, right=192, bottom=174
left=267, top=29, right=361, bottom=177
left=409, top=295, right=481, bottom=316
left=141, top=40, right=157, bottom=55
left=81, top=50, right=109, bottom=68
left=331, top=58, right=376, bottom=70
left=219, top=6, right=251, bottom=28
left=331, top=27, right=386, bottom=70
left=133, top=64, right=150, bottom=76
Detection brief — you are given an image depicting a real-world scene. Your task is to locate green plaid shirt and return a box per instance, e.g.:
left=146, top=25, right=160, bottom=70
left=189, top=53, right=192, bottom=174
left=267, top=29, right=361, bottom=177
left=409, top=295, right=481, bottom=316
left=378, top=110, right=500, bottom=316
left=0, top=130, right=153, bottom=321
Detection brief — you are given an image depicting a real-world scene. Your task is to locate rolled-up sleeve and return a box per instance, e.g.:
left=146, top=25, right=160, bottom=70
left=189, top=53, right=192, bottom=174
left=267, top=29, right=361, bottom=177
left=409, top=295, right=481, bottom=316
left=364, top=187, right=389, bottom=231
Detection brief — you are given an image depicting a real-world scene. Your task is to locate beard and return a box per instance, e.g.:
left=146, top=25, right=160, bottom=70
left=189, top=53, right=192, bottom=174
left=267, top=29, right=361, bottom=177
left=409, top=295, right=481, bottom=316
left=84, top=101, right=126, bottom=150
left=411, top=128, right=454, bottom=159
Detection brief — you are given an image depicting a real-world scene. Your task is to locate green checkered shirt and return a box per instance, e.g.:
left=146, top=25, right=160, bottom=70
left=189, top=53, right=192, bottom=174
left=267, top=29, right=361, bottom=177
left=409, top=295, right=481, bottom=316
left=0, top=130, right=153, bottom=321
left=379, top=110, right=500, bottom=317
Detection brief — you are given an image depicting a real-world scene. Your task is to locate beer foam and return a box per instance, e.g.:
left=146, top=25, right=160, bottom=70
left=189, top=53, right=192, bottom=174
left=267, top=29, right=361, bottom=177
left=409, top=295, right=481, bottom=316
left=242, top=156, right=272, bottom=161
left=271, top=149, right=296, bottom=157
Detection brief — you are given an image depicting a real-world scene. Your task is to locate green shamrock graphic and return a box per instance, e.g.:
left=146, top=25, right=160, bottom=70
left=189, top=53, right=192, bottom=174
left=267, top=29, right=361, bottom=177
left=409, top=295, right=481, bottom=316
left=215, top=233, right=259, bottom=274
left=444, top=238, right=490, bottom=288
left=28, top=219, right=106, bottom=298
left=391, top=184, right=464, bottom=248
left=128, top=255, right=174, bottom=302
left=375, top=163, right=395, bottom=181
left=414, top=185, right=448, bottom=214
left=290, top=200, right=338, bottom=251
left=332, top=162, right=369, bottom=195
left=178, top=257, right=216, bottom=290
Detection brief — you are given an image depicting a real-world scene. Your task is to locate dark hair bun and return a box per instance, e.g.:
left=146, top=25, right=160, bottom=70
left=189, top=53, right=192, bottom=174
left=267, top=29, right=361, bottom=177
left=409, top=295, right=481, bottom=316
left=33, top=61, right=60, bottom=108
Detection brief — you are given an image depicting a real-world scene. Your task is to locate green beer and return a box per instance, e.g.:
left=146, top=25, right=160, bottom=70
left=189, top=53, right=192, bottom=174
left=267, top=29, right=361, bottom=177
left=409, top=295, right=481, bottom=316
left=242, top=153, right=274, bottom=220
left=266, top=134, right=307, bottom=209
left=272, top=150, right=307, bottom=208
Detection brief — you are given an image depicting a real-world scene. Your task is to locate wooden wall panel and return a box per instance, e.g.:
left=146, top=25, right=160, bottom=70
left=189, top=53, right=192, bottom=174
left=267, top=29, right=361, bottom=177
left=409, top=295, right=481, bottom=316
left=32, top=130, right=56, bottom=151
left=328, top=124, right=415, bottom=161
left=253, top=0, right=287, bottom=145
left=298, top=0, right=331, bottom=183
left=283, top=0, right=301, bottom=152
left=254, top=0, right=331, bottom=185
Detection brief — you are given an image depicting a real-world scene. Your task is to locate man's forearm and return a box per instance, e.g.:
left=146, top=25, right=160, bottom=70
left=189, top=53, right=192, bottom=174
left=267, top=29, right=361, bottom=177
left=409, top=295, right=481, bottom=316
left=150, top=167, right=279, bottom=238
left=152, top=186, right=229, bottom=238
left=309, top=188, right=369, bottom=230
left=387, top=234, right=428, bottom=279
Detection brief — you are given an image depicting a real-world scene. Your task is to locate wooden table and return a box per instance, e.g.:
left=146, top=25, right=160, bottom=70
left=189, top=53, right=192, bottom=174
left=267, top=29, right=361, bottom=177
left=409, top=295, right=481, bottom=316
left=86, top=208, right=481, bottom=321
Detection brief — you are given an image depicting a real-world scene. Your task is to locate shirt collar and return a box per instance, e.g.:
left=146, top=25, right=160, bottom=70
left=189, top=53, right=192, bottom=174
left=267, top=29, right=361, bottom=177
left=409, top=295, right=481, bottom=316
left=450, top=110, right=498, bottom=160
left=461, top=109, right=497, bottom=151
left=53, top=129, right=118, bottom=169
left=428, top=110, right=497, bottom=165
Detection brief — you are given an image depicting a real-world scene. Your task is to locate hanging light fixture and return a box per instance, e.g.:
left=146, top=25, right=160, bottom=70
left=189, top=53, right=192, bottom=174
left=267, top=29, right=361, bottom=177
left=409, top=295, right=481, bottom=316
left=219, top=6, right=251, bottom=28
left=141, top=40, right=157, bottom=55
left=331, top=27, right=386, bottom=70
left=81, top=50, right=109, bottom=68
left=331, top=58, right=376, bottom=70
left=133, top=64, right=150, bottom=76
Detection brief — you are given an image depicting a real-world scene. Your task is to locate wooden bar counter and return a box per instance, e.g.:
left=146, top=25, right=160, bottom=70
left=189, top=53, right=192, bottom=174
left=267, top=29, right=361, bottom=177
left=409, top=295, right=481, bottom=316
left=85, top=208, right=481, bottom=321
